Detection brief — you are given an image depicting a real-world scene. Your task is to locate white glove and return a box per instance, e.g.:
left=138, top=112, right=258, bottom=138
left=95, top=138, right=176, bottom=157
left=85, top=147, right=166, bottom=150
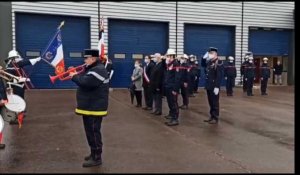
left=273, top=69, right=275, bottom=71
left=213, top=87, right=219, bottom=95
left=18, top=77, right=27, bottom=83
left=29, top=57, right=41, bottom=65
left=225, top=77, right=227, bottom=80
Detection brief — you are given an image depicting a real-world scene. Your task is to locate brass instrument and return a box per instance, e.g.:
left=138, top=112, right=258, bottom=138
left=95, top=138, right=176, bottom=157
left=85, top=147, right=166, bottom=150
left=0, top=70, right=27, bottom=83
left=49, top=64, right=86, bottom=84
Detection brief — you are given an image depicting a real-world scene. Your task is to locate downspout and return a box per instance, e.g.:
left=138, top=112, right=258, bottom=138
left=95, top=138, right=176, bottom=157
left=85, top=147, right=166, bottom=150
left=240, top=1, right=244, bottom=83
left=176, top=1, right=178, bottom=55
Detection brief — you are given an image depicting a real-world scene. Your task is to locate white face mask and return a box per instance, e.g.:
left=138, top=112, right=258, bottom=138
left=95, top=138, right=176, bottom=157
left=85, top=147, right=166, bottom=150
left=208, top=54, right=214, bottom=59
left=153, top=57, right=158, bottom=63
left=144, top=59, right=149, bottom=64
left=180, top=59, right=185, bottom=64
left=249, top=60, right=253, bottom=63
left=190, top=58, right=194, bottom=62
left=135, top=64, right=139, bottom=68
left=229, top=60, right=233, bottom=63
left=263, top=61, right=267, bottom=64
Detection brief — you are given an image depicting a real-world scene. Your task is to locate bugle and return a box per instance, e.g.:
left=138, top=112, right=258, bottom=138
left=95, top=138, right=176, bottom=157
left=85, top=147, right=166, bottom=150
left=0, top=70, right=27, bottom=83
left=49, top=64, right=86, bottom=84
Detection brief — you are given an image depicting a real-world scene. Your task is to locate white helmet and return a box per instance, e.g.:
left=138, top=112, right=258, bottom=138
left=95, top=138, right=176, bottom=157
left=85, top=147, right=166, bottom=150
left=183, top=54, right=188, bottom=59
left=263, top=57, right=268, bottom=61
left=166, top=49, right=176, bottom=55
left=228, top=56, right=234, bottom=60
left=8, top=50, right=20, bottom=59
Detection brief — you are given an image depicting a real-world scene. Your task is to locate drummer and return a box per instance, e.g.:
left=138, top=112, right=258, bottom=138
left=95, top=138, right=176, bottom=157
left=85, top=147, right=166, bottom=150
left=4, top=50, right=41, bottom=125
left=0, top=66, right=8, bottom=149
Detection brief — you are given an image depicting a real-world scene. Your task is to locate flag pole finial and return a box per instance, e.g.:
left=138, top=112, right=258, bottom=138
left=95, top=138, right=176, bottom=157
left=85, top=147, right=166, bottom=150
left=58, top=21, right=65, bottom=30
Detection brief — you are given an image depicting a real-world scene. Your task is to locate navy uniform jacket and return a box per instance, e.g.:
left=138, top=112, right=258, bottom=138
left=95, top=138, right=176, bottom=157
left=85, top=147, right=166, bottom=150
left=240, top=61, right=248, bottom=76
left=143, top=61, right=155, bottom=87
left=0, top=78, right=7, bottom=101
left=244, top=62, right=256, bottom=79
left=179, top=62, right=189, bottom=84
left=149, top=61, right=165, bottom=93
left=273, top=64, right=283, bottom=75
left=72, top=60, right=109, bottom=117
left=163, top=60, right=181, bottom=93
left=260, top=63, right=270, bottom=79
left=224, top=62, right=237, bottom=78
left=205, top=60, right=223, bottom=90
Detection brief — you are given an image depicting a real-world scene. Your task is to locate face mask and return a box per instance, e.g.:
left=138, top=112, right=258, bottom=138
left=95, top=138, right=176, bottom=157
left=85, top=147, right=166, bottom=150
left=249, top=60, right=253, bottom=63
left=190, top=58, right=194, bottom=62
left=264, top=61, right=267, bottom=64
left=144, top=59, right=149, bottom=64
left=229, top=60, right=233, bottom=63
left=135, top=64, right=139, bottom=68
left=208, top=54, right=214, bottom=59
left=180, top=59, right=185, bottom=64
left=153, top=57, right=158, bottom=63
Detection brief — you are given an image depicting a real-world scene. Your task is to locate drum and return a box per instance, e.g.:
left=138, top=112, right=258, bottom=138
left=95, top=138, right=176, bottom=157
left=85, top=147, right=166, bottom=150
left=0, top=114, right=4, bottom=133
left=1, top=94, right=26, bottom=122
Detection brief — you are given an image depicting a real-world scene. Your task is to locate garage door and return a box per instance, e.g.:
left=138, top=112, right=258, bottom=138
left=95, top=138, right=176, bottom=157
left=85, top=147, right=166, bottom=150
left=108, top=19, right=169, bottom=88
left=184, top=24, right=235, bottom=87
left=16, top=12, right=90, bottom=89
left=249, top=28, right=292, bottom=56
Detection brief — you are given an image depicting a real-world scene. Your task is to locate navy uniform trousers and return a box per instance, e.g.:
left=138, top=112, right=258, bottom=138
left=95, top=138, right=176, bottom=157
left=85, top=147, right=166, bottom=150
left=82, top=116, right=103, bottom=161
left=206, top=90, right=220, bottom=119
left=165, top=87, right=179, bottom=121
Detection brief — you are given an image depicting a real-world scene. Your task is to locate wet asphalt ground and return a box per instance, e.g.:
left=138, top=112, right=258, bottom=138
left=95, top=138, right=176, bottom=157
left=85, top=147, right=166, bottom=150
left=0, top=85, right=294, bottom=173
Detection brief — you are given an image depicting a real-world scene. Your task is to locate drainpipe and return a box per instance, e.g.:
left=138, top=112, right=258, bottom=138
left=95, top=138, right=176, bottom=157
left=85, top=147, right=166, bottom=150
left=175, top=1, right=178, bottom=55
left=98, top=1, right=100, bottom=40
left=240, top=1, right=244, bottom=83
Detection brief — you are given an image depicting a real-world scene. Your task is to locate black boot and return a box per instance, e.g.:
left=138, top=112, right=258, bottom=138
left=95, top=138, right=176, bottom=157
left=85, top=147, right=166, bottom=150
left=82, top=158, right=102, bottom=167
left=164, top=115, right=172, bottom=119
left=203, top=117, right=213, bottom=122
left=84, top=154, right=92, bottom=161
left=9, top=119, right=18, bottom=125
left=0, top=144, right=5, bottom=149
left=165, top=120, right=179, bottom=126
left=209, top=118, right=219, bottom=124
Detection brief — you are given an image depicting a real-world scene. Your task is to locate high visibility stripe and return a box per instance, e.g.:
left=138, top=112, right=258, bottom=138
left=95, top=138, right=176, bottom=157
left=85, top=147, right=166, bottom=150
left=75, top=108, right=107, bottom=116
left=87, top=71, right=105, bottom=81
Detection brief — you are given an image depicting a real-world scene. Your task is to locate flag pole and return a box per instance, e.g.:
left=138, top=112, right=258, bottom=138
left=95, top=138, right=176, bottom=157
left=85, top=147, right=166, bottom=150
left=57, top=21, right=65, bottom=30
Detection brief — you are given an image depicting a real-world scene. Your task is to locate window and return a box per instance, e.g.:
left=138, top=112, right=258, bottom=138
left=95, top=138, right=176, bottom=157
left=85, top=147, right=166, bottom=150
left=114, top=54, right=125, bottom=59
left=132, top=54, right=143, bottom=60
left=26, top=51, right=40, bottom=57
left=69, top=52, right=82, bottom=58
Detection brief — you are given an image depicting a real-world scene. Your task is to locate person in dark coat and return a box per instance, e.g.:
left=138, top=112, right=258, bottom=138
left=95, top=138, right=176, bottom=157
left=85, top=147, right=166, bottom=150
left=224, top=56, right=237, bottom=96
left=202, top=47, right=223, bottom=124
left=273, top=60, right=283, bottom=85
left=163, top=49, right=181, bottom=126
left=149, top=53, right=164, bottom=115
left=260, top=57, right=271, bottom=95
left=0, top=66, right=8, bottom=150
left=142, top=55, right=155, bottom=110
left=193, top=60, right=201, bottom=93
left=188, top=55, right=196, bottom=97
left=179, top=54, right=189, bottom=110
left=244, top=56, right=256, bottom=96
left=70, top=49, right=109, bottom=168
left=240, top=52, right=252, bottom=92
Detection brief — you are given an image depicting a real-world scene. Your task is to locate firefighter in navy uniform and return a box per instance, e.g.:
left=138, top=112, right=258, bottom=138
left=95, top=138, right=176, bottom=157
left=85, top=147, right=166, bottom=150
left=188, top=55, right=196, bottom=97
left=224, top=56, right=237, bottom=96
left=241, top=52, right=252, bottom=92
left=70, top=49, right=109, bottom=168
left=202, top=47, right=222, bottom=124
left=4, top=50, right=41, bottom=124
left=193, top=60, right=201, bottom=93
left=163, top=49, right=181, bottom=126
left=244, top=56, right=256, bottom=96
left=260, top=57, right=270, bottom=95
left=179, top=54, right=189, bottom=110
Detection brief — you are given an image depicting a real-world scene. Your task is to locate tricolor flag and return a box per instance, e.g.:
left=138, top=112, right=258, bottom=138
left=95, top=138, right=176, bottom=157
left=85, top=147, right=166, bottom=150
left=98, top=17, right=105, bottom=60
left=42, top=29, right=65, bottom=75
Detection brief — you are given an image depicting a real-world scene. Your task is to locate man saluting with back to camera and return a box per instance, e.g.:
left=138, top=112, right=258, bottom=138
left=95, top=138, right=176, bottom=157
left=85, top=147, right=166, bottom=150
left=69, top=49, right=109, bottom=167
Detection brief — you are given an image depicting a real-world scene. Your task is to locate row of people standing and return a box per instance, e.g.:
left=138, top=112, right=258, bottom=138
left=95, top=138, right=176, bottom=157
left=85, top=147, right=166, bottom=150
left=130, top=49, right=202, bottom=126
